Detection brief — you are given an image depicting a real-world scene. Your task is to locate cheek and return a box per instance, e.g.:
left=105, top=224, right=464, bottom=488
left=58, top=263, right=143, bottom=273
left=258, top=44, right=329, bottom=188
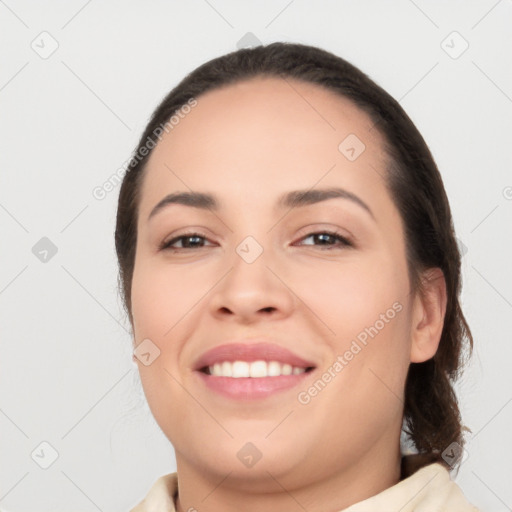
left=130, top=261, right=196, bottom=441
left=292, top=295, right=410, bottom=461
left=131, top=258, right=209, bottom=340
left=290, top=255, right=411, bottom=399
left=287, top=256, right=404, bottom=342
left=130, top=258, right=215, bottom=411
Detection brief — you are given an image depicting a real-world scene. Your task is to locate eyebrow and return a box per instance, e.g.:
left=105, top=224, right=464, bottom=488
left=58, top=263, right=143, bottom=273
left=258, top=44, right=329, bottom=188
left=147, top=187, right=375, bottom=221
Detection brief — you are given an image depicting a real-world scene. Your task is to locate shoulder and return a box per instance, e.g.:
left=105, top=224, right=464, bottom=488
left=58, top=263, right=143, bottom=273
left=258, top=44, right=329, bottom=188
left=343, top=463, right=480, bottom=511
left=129, top=472, right=178, bottom=512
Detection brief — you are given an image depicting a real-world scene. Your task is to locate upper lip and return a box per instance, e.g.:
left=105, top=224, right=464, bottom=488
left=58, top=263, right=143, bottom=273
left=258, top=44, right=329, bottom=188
left=193, top=340, right=317, bottom=371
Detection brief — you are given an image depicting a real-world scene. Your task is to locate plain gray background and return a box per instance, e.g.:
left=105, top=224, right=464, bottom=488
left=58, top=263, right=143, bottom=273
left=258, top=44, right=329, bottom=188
left=1, top=1, right=511, bottom=510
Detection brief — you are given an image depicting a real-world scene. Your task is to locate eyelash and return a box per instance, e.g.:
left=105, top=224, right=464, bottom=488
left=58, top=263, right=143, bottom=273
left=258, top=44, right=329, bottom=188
left=159, top=230, right=353, bottom=252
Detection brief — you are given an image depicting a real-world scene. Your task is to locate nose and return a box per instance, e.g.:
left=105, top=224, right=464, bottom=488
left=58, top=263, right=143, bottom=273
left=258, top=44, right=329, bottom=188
left=208, top=241, right=295, bottom=324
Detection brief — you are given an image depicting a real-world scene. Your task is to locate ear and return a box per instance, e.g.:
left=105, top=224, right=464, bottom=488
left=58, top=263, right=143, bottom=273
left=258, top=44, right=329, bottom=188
left=410, top=267, right=447, bottom=363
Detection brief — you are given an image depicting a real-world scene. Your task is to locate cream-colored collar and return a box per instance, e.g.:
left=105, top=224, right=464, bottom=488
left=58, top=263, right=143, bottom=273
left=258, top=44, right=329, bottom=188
left=130, top=462, right=479, bottom=512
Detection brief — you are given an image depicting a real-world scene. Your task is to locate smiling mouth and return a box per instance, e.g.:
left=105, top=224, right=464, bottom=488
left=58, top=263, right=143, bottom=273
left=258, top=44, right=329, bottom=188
left=200, top=360, right=316, bottom=378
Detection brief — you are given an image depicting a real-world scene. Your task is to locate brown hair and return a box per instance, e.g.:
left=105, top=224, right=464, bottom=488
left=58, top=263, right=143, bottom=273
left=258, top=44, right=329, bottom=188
left=115, top=42, right=473, bottom=469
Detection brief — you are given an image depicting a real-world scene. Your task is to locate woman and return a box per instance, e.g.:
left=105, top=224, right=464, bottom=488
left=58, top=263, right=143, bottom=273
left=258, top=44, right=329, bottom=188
left=116, top=42, right=478, bottom=511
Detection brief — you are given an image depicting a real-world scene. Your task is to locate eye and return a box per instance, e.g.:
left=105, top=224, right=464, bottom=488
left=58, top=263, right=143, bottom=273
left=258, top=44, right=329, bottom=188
left=296, top=230, right=353, bottom=249
left=159, top=232, right=214, bottom=251
left=159, top=229, right=353, bottom=252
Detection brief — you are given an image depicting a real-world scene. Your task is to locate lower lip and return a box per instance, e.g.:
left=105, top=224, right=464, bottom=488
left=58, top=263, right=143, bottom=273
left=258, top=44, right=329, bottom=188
left=195, top=370, right=313, bottom=400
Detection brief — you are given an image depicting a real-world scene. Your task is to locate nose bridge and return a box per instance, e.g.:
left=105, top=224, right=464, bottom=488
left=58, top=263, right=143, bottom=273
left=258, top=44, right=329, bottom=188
left=235, top=234, right=266, bottom=266
left=228, top=233, right=275, bottom=297
left=208, top=231, right=293, bottom=320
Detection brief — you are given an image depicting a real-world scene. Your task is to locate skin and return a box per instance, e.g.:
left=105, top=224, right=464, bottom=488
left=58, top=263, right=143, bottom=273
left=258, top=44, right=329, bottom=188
left=130, top=76, right=447, bottom=512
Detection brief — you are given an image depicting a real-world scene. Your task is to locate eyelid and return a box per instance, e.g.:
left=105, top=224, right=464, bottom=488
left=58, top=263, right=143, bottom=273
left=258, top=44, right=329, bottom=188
left=293, top=224, right=355, bottom=243
left=159, top=229, right=216, bottom=251
left=294, top=231, right=353, bottom=249
left=159, top=224, right=356, bottom=251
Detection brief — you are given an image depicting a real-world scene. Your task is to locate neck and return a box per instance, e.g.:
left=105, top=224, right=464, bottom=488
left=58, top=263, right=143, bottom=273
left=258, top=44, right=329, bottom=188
left=174, top=436, right=401, bottom=512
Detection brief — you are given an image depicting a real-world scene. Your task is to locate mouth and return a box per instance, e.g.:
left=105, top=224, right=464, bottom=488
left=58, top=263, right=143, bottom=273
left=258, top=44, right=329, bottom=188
left=193, top=341, right=317, bottom=400
left=199, top=361, right=315, bottom=377
left=195, top=366, right=316, bottom=400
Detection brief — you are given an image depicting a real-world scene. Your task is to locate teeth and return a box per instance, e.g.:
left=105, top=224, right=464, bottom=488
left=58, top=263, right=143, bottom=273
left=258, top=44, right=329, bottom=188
left=267, top=361, right=281, bottom=376
left=221, top=361, right=232, bottom=377
left=232, top=361, right=249, bottom=378
left=208, top=360, right=308, bottom=378
left=249, top=360, right=267, bottom=378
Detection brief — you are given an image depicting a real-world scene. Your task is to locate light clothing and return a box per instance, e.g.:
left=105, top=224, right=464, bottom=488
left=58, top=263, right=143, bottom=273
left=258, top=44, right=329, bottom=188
left=130, top=460, right=479, bottom=511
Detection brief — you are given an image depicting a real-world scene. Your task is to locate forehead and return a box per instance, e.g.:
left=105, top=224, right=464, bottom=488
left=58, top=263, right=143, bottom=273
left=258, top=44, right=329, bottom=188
left=138, top=76, right=388, bottom=215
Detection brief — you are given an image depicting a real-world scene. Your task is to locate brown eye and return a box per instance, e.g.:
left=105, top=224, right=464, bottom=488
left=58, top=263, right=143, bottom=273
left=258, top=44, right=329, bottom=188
left=159, top=232, right=213, bottom=251
left=297, top=231, right=353, bottom=249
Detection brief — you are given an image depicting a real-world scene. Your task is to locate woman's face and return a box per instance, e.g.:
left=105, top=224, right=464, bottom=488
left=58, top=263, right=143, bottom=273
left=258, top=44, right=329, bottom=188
left=131, top=77, right=419, bottom=489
